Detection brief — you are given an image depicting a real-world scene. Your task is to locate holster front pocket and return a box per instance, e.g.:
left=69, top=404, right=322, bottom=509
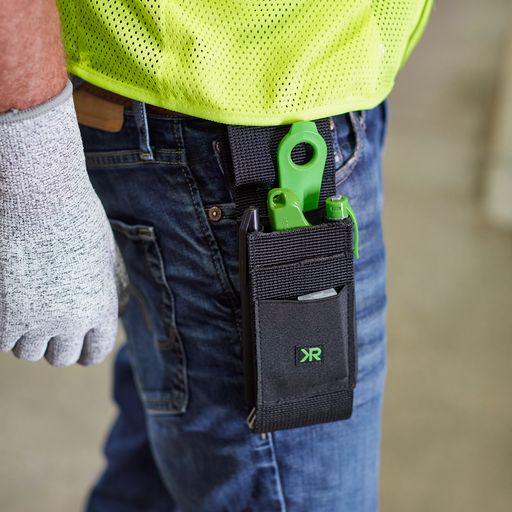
left=240, top=214, right=357, bottom=433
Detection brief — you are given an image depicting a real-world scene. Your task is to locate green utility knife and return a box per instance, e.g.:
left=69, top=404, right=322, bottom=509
left=268, top=188, right=311, bottom=231
left=276, top=121, right=327, bottom=212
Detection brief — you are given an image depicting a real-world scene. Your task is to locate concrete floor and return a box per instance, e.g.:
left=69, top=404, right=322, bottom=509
left=1, top=1, right=511, bottom=510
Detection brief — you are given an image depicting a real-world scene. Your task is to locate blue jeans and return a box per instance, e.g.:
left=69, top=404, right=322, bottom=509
left=80, top=102, right=388, bottom=512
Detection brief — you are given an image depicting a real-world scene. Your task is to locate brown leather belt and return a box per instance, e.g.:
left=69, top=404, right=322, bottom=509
left=78, top=82, right=193, bottom=117
left=73, top=82, right=194, bottom=132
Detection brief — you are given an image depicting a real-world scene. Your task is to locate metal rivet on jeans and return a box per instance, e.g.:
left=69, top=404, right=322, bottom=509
left=140, top=152, right=154, bottom=161
left=208, top=206, right=222, bottom=222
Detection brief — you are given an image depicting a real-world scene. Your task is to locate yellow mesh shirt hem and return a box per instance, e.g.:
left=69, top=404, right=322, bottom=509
left=68, top=62, right=395, bottom=127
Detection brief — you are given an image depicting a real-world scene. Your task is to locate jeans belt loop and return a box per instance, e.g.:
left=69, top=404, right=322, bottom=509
left=133, top=101, right=155, bottom=161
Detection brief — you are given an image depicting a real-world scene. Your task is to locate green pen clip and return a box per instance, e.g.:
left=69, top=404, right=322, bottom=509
left=268, top=188, right=312, bottom=231
left=277, top=121, right=327, bottom=212
left=325, top=195, right=359, bottom=259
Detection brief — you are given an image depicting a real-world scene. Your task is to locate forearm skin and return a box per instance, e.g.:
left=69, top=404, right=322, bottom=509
left=0, top=0, right=67, bottom=112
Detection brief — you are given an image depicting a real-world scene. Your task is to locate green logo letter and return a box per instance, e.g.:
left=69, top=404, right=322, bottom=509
left=299, top=346, right=322, bottom=363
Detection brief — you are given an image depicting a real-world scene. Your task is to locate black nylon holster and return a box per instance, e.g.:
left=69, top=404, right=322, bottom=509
left=217, top=118, right=357, bottom=433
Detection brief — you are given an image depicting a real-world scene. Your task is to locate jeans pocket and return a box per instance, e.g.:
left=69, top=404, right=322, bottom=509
left=110, top=218, right=188, bottom=414
left=329, top=111, right=365, bottom=187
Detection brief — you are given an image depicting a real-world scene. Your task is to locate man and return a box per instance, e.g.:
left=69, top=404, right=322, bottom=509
left=0, top=1, right=432, bottom=510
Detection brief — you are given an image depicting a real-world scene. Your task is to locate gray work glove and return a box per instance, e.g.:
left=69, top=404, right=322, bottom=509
left=0, top=80, right=128, bottom=367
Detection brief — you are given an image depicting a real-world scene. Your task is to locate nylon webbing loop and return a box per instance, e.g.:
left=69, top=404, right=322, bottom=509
left=249, top=389, right=354, bottom=433
left=225, top=118, right=336, bottom=219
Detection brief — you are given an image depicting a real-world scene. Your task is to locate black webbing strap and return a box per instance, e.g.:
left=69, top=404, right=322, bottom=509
left=223, top=118, right=336, bottom=219
left=250, top=389, right=354, bottom=433
left=248, top=220, right=354, bottom=302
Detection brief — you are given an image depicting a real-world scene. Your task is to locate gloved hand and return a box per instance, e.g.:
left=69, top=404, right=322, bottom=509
left=0, top=80, right=127, bottom=367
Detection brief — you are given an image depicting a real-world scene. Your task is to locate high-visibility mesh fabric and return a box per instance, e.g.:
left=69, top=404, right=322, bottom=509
left=57, top=0, right=432, bottom=126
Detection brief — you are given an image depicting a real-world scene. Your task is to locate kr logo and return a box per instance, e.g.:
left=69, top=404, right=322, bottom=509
left=297, top=345, right=323, bottom=364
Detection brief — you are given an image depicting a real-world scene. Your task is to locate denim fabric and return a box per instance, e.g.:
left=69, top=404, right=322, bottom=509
left=81, top=102, right=388, bottom=512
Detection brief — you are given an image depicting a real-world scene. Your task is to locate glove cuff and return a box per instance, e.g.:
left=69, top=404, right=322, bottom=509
left=0, top=80, right=72, bottom=124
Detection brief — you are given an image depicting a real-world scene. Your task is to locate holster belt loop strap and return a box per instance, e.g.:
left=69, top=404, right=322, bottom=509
left=224, top=118, right=336, bottom=219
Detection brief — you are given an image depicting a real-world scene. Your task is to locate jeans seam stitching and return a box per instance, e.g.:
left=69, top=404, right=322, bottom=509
left=330, top=115, right=346, bottom=165
left=179, top=164, right=243, bottom=338
left=115, top=226, right=188, bottom=414
left=266, top=433, right=288, bottom=512
left=335, top=111, right=366, bottom=188
left=212, top=137, right=236, bottom=203
left=177, top=124, right=242, bottom=339
left=145, top=239, right=189, bottom=413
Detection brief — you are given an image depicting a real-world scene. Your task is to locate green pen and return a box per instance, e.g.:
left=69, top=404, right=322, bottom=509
left=325, top=195, right=359, bottom=259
